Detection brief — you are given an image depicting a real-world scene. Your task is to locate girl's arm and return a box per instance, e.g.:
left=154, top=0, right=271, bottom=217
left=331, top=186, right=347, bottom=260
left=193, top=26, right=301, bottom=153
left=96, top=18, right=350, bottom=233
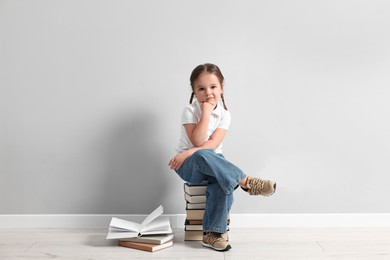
left=185, top=124, right=226, bottom=150
left=168, top=128, right=227, bottom=170
left=186, top=101, right=215, bottom=146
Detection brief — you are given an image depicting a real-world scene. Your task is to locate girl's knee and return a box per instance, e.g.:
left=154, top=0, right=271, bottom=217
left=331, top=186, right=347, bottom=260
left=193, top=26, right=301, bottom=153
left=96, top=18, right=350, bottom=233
left=193, top=149, right=214, bottom=159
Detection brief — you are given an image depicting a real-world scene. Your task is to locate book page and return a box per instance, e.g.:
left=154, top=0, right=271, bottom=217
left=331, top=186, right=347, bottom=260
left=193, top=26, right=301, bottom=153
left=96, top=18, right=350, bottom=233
left=140, top=205, right=163, bottom=230
left=109, top=217, right=140, bottom=232
left=106, top=231, right=139, bottom=239
left=140, top=216, right=172, bottom=234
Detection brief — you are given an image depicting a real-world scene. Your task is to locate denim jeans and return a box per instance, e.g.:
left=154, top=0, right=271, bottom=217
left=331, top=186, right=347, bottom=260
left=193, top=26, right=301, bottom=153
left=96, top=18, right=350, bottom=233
left=176, top=149, right=247, bottom=233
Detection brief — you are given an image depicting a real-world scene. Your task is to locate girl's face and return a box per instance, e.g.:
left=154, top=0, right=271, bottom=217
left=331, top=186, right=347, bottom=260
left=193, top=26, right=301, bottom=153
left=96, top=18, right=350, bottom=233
left=193, top=72, right=223, bottom=106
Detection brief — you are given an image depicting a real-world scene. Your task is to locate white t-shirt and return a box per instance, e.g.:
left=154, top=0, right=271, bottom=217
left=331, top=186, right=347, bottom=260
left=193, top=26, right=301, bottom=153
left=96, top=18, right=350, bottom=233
left=176, top=100, right=231, bottom=154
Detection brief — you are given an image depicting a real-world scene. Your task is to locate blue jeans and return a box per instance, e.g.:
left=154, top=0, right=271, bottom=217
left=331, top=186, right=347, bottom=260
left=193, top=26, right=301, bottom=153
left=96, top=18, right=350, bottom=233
left=176, top=149, right=247, bottom=233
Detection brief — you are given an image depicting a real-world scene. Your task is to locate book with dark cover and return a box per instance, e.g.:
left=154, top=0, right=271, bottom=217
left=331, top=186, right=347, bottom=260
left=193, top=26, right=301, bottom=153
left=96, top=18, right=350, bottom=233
left=184, top=231, right=229, bottom=241
left=186, top=219, right=203, bottom=225
left=184, top=219, right=230, bottom=231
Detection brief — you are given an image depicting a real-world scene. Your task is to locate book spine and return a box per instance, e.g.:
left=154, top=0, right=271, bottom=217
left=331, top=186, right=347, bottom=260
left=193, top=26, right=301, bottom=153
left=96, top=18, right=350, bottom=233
left=184, top=181, right=229, bottom=241
left=186, top=202, right=206, bottom=210
left=185, top=194, right=206, bottom=204
left=184, top=182, right=208, bottom=195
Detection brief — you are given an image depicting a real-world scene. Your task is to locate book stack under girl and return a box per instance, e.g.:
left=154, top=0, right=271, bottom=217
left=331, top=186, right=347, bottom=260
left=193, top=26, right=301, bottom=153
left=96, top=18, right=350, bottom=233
left=184, top=182, right=229, bottom=241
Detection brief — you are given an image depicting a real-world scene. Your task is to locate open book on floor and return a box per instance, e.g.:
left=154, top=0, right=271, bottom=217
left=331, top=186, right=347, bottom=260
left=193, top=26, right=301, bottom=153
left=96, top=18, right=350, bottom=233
left=119, top=234, right=174, bottom=245
left=106, top=205, right=172, bottom=239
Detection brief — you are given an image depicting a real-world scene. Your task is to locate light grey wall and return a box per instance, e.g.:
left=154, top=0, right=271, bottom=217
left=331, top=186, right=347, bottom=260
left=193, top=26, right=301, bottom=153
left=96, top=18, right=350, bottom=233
left=1, top=0, right=389, bottom=214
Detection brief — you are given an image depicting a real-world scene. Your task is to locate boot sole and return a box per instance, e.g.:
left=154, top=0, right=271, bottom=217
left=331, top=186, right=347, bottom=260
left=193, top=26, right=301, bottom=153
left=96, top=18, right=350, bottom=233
left=202, top=242, right=232, bottom=252
left=263, top=182, right=277, bottom=196
left=241, top=182, right=277, bottom=196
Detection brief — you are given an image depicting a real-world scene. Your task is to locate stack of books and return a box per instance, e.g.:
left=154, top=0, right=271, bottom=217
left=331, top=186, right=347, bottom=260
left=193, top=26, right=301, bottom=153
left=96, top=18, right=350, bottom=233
left=117, top=234, right=174, bottom=252
left=106, top=205, right=174, bottom=252
left=184, top=182, right=229, bottom=241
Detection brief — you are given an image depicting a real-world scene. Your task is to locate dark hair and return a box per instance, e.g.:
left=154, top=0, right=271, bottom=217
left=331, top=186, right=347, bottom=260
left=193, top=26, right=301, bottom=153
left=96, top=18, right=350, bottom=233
left=189, top=63, right=228, bottom=110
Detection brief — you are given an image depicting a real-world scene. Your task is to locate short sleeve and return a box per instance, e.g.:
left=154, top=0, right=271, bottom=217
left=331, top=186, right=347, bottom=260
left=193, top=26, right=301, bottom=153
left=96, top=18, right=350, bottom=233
left=218, top=110, right=231, bottom=130
left=181, top=104, right=198, bottom=125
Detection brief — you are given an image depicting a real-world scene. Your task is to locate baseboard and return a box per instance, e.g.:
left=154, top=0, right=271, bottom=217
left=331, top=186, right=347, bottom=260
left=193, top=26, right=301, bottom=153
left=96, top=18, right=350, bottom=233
left=0, top=214, right=177, bottom=229
left=1, top=213, right=389, bottom=228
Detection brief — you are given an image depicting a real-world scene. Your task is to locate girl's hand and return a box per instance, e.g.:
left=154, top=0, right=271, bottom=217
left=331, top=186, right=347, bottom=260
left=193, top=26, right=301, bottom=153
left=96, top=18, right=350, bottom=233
left=201, top=99, right=215, bottom=115
left=168, top=151, right=190, bottom=171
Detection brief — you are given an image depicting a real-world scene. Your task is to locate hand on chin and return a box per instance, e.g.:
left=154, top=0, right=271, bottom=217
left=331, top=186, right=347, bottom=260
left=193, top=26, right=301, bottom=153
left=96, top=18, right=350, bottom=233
left=204, top=98, right=216, bottom=106
left=201, top=98, right=216, bottom=114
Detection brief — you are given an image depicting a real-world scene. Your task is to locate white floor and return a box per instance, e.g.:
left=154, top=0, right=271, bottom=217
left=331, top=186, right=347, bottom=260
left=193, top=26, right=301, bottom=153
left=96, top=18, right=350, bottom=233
left=1, top=227, right=390, bottom=259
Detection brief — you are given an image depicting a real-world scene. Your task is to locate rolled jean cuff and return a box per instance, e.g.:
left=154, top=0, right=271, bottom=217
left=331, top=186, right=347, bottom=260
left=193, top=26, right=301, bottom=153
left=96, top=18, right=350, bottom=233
left=223, top=173, right=246, bottom=195
left=224, top=180, right=242, bottom=194
left=204, top=227, right=228, bottom=234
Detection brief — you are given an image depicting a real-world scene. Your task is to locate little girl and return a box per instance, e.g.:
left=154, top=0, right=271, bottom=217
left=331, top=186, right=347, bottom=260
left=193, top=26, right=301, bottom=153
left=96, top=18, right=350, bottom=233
left=168, top=63, right=276, bottom=252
